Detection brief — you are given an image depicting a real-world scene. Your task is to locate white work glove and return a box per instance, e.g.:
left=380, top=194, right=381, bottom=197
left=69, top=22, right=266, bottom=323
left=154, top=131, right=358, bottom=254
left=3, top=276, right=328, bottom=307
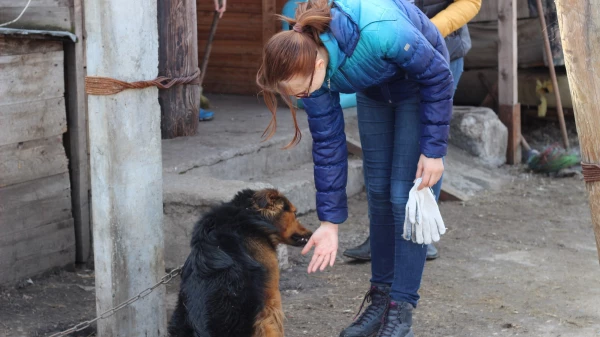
left=420, top=185, right=446, bottom=243
left=403, top=178, right=446, bottom=245
left=403, top=179, right=421, bottom=242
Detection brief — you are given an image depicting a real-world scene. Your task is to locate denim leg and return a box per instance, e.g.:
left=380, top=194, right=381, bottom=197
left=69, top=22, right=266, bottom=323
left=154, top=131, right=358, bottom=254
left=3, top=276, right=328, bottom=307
left=389, top=97, right=428, bottom=307
left=356, top=92, right=396, bottom=285
left=449, top=57, right=464, bottom=92
left=430, top=57, right=464, bottom=201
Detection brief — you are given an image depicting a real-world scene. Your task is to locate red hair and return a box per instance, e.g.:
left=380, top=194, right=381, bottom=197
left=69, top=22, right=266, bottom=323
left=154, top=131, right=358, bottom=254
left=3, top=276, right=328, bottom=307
left=256, top=0, right=332, bottom=148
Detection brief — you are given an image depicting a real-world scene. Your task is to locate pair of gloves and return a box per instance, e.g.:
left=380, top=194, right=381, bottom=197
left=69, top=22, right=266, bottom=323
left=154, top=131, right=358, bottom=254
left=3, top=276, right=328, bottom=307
left=402, top=178, right=446, bottom=245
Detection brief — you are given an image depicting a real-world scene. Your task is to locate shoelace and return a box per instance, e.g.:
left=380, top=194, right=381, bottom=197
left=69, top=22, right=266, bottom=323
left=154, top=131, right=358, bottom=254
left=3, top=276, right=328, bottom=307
left=351, top=287, right=389, bottom=327
left=377, top=304, right=404, bottom=337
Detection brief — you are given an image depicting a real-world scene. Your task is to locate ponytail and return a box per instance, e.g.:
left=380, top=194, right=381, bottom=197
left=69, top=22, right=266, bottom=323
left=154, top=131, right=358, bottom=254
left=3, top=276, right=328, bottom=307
left=257, top=0, right=332, bottom=148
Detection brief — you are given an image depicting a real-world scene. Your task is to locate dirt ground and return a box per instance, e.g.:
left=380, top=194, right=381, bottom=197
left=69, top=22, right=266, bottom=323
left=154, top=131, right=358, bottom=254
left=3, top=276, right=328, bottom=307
left=1, top=171, right=598, bottom=337
left=1, top=120, right=598, bottom=337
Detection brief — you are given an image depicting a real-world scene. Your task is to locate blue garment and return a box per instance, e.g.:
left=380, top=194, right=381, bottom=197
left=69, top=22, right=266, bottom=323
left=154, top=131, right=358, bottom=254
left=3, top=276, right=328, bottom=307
left=430, top=56, right=463, bottom=200
left=357, top=93, right=427, bottom=306
left=301, top=0, right=454, bottom=224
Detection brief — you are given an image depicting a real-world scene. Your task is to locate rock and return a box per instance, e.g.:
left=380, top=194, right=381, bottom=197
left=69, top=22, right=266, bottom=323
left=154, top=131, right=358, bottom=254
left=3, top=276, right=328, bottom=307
left=450, top=106, right=508, bottom=167
left=277, top=245, right=290, bottom=270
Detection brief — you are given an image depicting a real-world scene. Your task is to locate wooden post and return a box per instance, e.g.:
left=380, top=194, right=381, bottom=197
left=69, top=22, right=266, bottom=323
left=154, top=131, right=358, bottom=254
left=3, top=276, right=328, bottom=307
left=84, top=0, right=167, bottom=335
left=555, top=0, right=600, bottom=263
left=498, top=0, right=521, bottom=164
left=64, top=0, right=91, bottom=263
left=158, top=0, right=200, bottom=139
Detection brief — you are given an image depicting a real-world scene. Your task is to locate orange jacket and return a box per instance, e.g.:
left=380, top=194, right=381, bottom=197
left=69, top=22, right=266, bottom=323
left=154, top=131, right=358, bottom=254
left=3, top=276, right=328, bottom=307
left=430, top=0, right=482, bottom=37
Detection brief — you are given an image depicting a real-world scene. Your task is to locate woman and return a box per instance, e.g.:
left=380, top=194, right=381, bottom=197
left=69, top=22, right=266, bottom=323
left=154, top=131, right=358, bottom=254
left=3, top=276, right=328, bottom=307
left=256, top=0, right=453, bottom=335
left=344, top=0, right=482, bottom=262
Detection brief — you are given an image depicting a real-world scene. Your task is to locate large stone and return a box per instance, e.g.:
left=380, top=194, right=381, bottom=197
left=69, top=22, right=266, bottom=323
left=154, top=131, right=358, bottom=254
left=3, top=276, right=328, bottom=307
left=450, top=106, right=508, bottom=167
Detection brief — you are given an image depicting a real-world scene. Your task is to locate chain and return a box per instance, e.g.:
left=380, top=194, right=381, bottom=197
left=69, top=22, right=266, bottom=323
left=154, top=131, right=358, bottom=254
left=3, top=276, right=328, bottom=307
left=48, top=265, right=183, bottom=337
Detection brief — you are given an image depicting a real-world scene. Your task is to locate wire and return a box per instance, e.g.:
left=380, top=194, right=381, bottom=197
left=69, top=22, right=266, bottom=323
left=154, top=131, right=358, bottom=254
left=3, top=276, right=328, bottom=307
left=0, top=0, right=33, bottom=28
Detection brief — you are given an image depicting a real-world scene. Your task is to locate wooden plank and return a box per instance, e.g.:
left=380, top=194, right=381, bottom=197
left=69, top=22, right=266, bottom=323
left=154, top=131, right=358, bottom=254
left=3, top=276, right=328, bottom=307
left=455, top=68, right=573, bottom=110
left=63, top=0, right=91, bottom=263
left=0, top=172, right=72, bottom=235
left=555, top=0, right=600, bottom=263
left=0, top=218, right=75, bottom=286
left=0, top=135, right=69, bottom=188
left=465, top=18, right=545, bottom=69
left=198, top=3, right=262, bottom=13
left=201, top=66, right=260, bottom=94
left=472, top=0, right=530, bottom=23
left=0, top=6, right=72, bottom=31
left=0, top=50, right=64, bottom=106
left=202, top=81, right=260, bottom=95
left=0, top=98, right=67, bottom=146
left=498, top=0, right=521, bottom=164
left=159, top=0, right=200, bottom=139
left=0, top=36, right=63, bottom=56
left=200, top=52, right=261, bottom=69
left=262, top=0, right=276, bottom=45
left=198, top=39, right=262, bottom=56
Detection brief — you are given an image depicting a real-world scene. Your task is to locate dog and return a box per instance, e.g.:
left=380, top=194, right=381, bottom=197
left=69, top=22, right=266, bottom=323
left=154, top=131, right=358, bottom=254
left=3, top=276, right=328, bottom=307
left=168, top=188, right=313, bottom=337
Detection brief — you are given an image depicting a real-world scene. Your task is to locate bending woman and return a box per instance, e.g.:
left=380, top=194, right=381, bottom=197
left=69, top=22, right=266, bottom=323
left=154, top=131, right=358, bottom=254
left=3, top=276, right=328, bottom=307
left=257, top=0, right=453, bottom=336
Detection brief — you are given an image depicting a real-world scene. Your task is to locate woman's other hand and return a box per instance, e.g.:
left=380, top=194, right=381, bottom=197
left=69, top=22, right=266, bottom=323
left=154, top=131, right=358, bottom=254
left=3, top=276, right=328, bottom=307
left=301, top=221, right=339, bottom=273
left=415, top=155, right=444, bottom=190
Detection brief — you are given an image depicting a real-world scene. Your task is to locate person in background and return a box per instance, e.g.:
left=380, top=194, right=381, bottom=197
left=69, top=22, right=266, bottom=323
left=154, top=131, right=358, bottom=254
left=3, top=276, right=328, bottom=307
left=199, top=0, right=228, bottom=121
left=343, top=0, right=481, bottom=261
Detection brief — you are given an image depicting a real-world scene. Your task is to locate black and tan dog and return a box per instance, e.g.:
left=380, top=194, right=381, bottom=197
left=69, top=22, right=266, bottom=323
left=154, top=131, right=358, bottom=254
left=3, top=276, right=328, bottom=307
left=168, top=188, right=312, bottom=337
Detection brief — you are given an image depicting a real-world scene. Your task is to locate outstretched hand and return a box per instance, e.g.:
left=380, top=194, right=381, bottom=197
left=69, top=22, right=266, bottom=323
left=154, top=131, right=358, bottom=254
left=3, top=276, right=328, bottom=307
left=301, top=221, right=338, bottom=273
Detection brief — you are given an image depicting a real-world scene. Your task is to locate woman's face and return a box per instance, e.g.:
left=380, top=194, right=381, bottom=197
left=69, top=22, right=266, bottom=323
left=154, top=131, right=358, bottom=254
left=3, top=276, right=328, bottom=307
left=282, top=54, right=327, bottom=99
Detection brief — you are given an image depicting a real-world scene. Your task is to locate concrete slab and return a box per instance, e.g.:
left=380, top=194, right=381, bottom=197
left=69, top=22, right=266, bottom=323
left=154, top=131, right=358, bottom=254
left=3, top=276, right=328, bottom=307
left=161, top=95, right=366, bottom=268
left=162, top=95, right=310, bottom=174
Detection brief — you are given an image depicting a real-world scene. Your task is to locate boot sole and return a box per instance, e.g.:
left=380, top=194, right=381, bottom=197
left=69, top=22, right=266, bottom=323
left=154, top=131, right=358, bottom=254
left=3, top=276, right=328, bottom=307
left=342, top=252, right=372, bottom=261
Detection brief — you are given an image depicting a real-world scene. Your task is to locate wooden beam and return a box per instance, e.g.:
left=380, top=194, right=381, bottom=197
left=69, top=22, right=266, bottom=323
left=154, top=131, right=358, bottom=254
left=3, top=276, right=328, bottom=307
left=84, top=0, right=167, bottom=335
left=555, top=0, right=600, bottom=263
left=158, top=0, right=200, bottom=139
left=64, top=0, right=91, bottom=263
left=498, top=0, right=521, bottom=164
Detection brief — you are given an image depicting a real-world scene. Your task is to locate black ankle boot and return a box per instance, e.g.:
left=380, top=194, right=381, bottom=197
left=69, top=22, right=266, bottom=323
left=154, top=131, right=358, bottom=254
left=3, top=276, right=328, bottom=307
left=376, top=301, right=414, bottom=337
left=339, top=283, right=390, bottom=337
left=343, top=236, right=371, bottom=261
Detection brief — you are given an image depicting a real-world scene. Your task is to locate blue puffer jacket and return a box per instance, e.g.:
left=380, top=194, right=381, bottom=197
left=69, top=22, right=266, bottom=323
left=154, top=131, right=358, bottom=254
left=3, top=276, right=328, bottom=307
left=301, top=0, right=454, bottom=224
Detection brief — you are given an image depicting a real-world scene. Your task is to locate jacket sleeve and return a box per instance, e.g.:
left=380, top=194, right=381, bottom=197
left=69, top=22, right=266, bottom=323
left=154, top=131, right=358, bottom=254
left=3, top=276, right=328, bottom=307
left=380, top=10, right=454, bottom=158
left=301, top=90, right=348, bottom=224
left=430, top=0, right=482, bottom=37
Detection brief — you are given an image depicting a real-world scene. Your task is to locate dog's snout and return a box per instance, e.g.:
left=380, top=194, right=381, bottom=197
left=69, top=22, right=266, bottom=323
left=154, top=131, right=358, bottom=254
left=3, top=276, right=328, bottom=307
left=291, top=232, right=312, bottom=246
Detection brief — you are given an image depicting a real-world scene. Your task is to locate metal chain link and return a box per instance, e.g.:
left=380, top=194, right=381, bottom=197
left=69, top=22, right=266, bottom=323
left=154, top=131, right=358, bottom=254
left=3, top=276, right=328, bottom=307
left=48, top=265, right=183, bottom=337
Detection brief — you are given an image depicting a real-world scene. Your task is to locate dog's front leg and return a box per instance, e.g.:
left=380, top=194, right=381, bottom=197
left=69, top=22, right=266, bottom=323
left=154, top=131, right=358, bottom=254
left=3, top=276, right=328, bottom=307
left=253, top=288, right=284, bottom=337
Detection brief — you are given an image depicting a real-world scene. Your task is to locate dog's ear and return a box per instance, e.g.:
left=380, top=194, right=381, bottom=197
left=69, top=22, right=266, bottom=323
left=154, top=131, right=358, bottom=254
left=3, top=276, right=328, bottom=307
left=253, top=189, right=283, bottom=211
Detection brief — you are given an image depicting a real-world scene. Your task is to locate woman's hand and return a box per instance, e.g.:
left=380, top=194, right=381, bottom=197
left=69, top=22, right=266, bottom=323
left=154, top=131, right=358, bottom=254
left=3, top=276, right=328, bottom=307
left=301, top=221, right=339, bottom=273
left=415, top=155, right=444, bottom=190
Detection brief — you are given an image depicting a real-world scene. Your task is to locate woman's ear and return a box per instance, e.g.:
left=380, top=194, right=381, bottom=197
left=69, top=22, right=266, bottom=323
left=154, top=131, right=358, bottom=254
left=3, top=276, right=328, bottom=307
left=315, top=57, right=326, bottom=70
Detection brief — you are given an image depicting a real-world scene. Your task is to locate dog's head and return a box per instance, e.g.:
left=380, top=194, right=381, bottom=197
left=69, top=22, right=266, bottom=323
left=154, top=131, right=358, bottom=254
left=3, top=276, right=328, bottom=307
left=249, top=189, right=313, bottom=247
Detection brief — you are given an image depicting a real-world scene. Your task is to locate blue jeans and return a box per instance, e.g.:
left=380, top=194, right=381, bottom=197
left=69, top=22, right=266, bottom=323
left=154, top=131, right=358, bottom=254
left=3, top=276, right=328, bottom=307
left=430, top=57, right=464, bottom=199
left=357, top=93, right=440, bottom=307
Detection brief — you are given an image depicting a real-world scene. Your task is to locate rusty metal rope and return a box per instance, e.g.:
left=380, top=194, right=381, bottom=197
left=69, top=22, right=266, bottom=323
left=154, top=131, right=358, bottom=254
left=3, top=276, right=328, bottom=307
left=85, top=68, right=200, bottom=95
left=582, top=162, right=600, bottom=183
